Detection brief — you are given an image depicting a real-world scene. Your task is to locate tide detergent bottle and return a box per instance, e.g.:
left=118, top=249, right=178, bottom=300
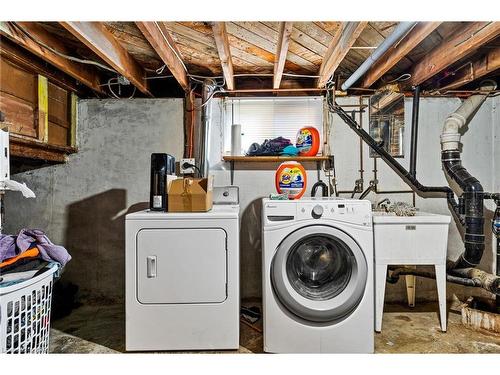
left=275, top=161, right=307, bottom=199
left=296, top=126, right=320, bottom=156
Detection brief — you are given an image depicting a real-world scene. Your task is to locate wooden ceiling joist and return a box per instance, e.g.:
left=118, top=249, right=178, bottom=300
left=273, top=22, right=294, bottom=89
left=211, top=22, right=235, bottom=90
left=60, top=22, right=152, bottom=97
left=0, top=22, right=104, bottom=94
left=360, top=22, right=442, bottom=88
left=440, top=46, right=500, bottom=90
left=317, top=22, right=368, bottom=88
left=135, top=22, right=189, bottom=91
left=409, top=21, right=500, bottom=86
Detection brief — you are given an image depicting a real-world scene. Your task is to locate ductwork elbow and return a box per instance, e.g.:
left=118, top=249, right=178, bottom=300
left=440, top=80, right=497, bottom=152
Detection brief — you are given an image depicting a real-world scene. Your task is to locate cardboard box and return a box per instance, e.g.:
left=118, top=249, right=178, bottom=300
left=168, top=176, right=214, bottom=212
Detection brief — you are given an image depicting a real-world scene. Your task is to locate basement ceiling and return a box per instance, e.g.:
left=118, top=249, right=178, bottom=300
left=1, top=21, right=499, bottom=98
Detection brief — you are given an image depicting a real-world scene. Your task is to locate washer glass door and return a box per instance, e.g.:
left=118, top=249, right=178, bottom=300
left=271, top=225, right=367, bottom=323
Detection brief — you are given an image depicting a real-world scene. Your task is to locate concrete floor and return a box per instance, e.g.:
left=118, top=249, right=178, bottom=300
left=49, top=300, right=500, bottom=354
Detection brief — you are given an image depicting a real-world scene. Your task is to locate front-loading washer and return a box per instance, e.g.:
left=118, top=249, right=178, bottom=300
left=125, top=204, right=239, bottom=351
left=262, top=198, right=374, bottom=353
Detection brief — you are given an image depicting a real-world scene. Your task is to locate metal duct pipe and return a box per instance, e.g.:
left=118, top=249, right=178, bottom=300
left=441, top=80, right=497, bottom=269
left=197, top=81, right=212, bottom=178
left=341, top=22, right=417, bottom=91
left=409, top=85, right=421, bottom=178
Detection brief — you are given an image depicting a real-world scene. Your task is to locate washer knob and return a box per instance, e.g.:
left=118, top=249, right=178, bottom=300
left=312, top=205, right=323, bottom=219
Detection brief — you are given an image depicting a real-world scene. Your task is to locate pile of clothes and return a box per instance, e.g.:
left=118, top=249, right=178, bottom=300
left=0, top=229, right=71, bottom=287
left=246, top=137, right=299, bottom=156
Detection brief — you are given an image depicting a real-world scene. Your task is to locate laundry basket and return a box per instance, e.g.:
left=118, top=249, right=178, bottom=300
left=0, top=263, right=59, bottom=354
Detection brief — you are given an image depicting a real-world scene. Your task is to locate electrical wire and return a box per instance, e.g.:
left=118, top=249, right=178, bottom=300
left=11, top=22, right=117, bottom=73
left=107, top=77, right=136, bottom=99
left=153, top=23, right=190, bottom=74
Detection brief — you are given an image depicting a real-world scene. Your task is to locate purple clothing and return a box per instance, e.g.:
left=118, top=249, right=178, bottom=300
left=0, top=229, right=71, bottom=267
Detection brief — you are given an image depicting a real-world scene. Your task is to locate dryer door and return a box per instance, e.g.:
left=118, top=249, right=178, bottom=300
left=136, top=228, right=227, bottom=304
left=271, top=225, right=367, bottom=323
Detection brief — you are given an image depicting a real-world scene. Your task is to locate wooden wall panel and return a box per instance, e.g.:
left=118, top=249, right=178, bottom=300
left=0, top=58, right=37, bottom=137
left=48, top=82, right=70, bottom=146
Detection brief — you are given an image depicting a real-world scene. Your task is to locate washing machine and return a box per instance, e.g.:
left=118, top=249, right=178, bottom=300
left=262, top=198, right=374, bottom=353
left=125, top=204, right=239, bottom=351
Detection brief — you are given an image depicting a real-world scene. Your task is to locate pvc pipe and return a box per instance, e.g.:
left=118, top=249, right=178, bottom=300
left=341, top=22, right=417, bottom=91
left=441, top=80, right=497, bottom=151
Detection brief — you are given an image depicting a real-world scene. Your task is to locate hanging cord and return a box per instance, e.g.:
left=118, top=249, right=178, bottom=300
left=106, top=77, right=137, bottom=99
left=10, top=22, right=116, bottom=73
left=381, top=73, right=412, bottom=85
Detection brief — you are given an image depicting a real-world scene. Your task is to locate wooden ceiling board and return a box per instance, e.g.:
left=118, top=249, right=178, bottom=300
left=260, top=22, right=323, bottom=66
left=105, top=22, right=164, bottom=70
left=229, top=22, right=318, bottom=71
left=293, top=22, right=333, bottom=48
left=314, top=22, right=342, bottom=37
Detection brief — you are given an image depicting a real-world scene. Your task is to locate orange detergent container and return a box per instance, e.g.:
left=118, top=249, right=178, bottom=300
left=275, top=161, right=307, bottom=200
left=296, top=126, right=320, bottom=156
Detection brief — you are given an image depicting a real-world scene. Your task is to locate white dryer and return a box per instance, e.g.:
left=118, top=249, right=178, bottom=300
left=125, top=204, right=239, bottom=351
left=262, top=198, right=374, bottom=353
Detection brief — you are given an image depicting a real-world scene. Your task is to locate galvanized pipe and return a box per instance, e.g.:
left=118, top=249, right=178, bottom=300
left=198, top=81, right=211, bottom=178
left=341, top=22, right=417, bottom=91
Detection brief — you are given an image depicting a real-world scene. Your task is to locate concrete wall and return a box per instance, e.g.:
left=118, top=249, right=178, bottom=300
left=208, top=96, right=500, bottom=301
left=5, top=99, right=184, bottom=300
left=5, top=95, right=499, bottom=304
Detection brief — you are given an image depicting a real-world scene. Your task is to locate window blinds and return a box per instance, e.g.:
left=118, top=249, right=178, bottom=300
left=223, top=97, right=324, bottom=154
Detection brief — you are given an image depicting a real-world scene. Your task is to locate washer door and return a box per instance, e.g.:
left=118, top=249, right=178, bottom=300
left=271, top=225, right=367, bottom=323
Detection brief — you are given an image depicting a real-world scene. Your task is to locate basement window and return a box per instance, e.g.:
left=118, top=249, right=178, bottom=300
left=222, top=97, right=324, bottom=155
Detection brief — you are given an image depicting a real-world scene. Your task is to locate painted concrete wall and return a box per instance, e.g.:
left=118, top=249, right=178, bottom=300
left=5, top=99, right=184, bottom=300
left=208, top=96, right=500, bottom=301
left=5, top=96, right=499, bottom=304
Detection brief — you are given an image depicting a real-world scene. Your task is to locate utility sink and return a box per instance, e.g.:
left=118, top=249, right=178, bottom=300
left=372, top=211, right=452, bottom=265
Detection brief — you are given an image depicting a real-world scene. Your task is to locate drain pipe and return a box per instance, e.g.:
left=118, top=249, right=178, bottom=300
left=197, top=81, right=212, bottom=178
left=341, top=22, right=417, bottom=91
left=441, top=80, right=497, bottom=270
left=409, top=85, right=421, bottom=178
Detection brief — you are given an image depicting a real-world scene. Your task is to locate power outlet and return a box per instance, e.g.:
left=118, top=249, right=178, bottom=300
left=180, top=158, right=196, bottom=174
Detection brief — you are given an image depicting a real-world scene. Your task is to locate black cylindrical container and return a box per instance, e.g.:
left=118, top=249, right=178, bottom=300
left=150, top=153, right=175, bottom=211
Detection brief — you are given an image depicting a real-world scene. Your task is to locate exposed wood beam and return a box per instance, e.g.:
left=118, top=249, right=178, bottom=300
left=273, top=22, right=294, bottom=89
left=360, top=22, right=442, bottom=88
left=409, top=22, right=500, bottom=86
left=317, top=22, right=368, bottom=88
left=135, top=22, right=189, bottom=91
left=211, top=22, right=235, bottom=90
left=60, top=22, right=152, bottom=97
left=0, top=37, right=85, bottom=95
left=439, top=46, right=500, bottom=90
left=0, top=22, right=104, bottom=94
left=371, top=91, right=404, bottom=115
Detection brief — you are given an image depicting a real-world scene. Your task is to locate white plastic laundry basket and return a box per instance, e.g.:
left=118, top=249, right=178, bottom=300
left=0, top=263, right=58, bottom=354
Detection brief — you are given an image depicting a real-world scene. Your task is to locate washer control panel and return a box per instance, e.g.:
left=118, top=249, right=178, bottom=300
left=295, top=200, right=372, bottom=226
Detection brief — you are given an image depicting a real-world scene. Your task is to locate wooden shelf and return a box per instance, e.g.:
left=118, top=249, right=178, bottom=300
left=222, top=155, right=330, bottom=162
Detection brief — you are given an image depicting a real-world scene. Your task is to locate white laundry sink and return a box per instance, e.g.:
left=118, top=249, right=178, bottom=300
left=373, top=211, right=451, bottom=264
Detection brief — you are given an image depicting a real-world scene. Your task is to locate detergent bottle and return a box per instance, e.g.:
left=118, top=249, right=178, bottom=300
left=296, top=126, right=320, bottom=156
left=275, top=161, right=307, bottom=199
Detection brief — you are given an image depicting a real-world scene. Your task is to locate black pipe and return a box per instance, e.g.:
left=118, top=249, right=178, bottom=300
left=332, top=103, right=453, bottom=197
left=493, top=203, right=500, bottom=310
left=386, top=267, right=481, bottom=287
left=409, top=85, right=420, bottom=178
left=442, top=150, right=485, bottom=269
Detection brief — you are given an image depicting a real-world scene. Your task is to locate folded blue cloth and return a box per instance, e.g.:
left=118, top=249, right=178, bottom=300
left=280, top=145, right=299, bottom=156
